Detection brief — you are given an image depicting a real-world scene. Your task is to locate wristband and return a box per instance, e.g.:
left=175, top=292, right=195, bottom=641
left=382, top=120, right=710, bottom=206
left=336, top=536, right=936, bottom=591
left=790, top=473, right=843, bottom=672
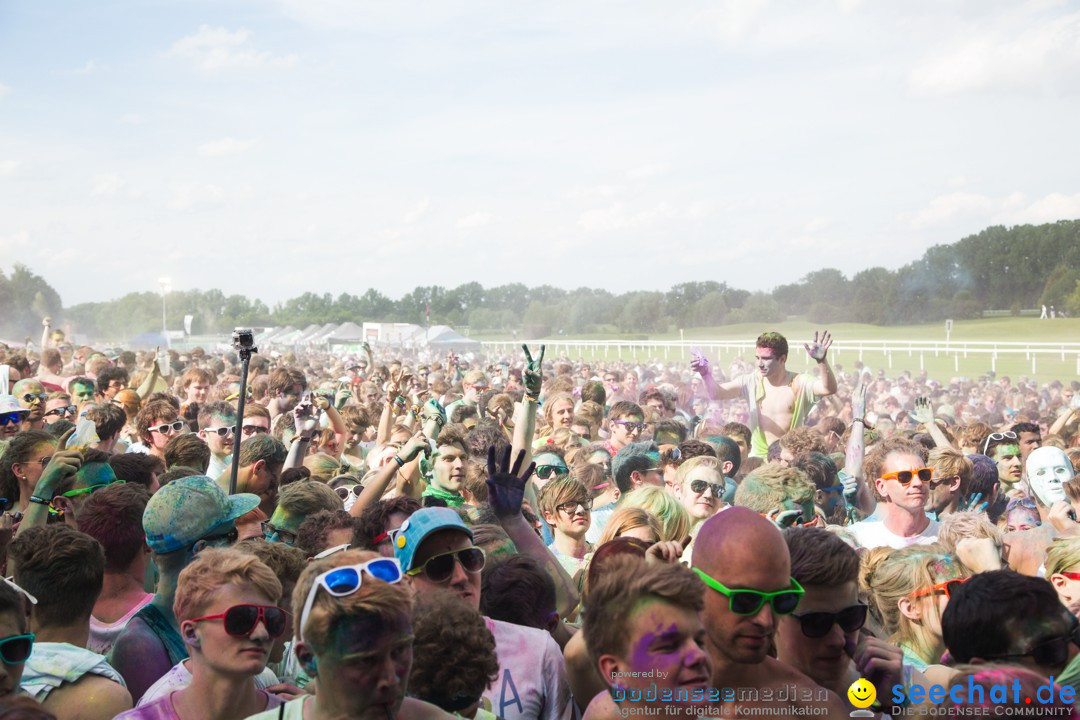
left=393, top=455, right=405, bottom=468
left=850, top=417, right=873, bottom=430
left=296, top=435, right=312, bottom=443
left=28, top=495, right=50, bottom=507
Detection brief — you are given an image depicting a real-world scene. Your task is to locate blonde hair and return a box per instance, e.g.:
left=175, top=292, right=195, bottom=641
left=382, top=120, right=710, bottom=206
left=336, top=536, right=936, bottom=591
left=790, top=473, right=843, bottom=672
left=1046, top=537, right=1080, bottom=577
left=860, top=543, right=965, bottom=657
left=303, top=452, right=342, bottom=483
left=598, top=506, right=661, bottom=546
left=620, top=486, right=691, bottom=542
left=174, top=548, right=282, bottom=623
left=292, top=548, right=412, bottom=653
left=675, top=456, right=723, bottom=488
left=936, top=511, right=1003, bottom=557
left=542, top=392, right=575, bottom=430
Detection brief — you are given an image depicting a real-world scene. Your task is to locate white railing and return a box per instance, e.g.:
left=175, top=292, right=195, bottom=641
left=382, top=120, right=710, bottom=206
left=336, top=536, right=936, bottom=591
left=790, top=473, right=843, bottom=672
left=479, top=339, right=1080, bottom=375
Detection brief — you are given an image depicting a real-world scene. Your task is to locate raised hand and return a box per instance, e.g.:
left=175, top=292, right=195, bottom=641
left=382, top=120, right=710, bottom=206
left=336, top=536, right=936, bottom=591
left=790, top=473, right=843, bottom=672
left=399, top=431, right=431, bottom=463
left=838, top=469, right=859, bottom=500
left=690, top=349, right=711, bottom=377
left=911, top=396, right=935, bottom=426
left=847, top=633, right=904, bottom=709
left=522, top=344, right=545, bottom=399
left=646, top=539, right=687, bottom=564
left=486, top=446, right=535, bottom=519
left=804, top=330, right=833, bottom=362
left=959, top=492, right=989, bottom=514
left=768, top=508, right=805, bottom=529
left=851, top=382, right=867, bottom=421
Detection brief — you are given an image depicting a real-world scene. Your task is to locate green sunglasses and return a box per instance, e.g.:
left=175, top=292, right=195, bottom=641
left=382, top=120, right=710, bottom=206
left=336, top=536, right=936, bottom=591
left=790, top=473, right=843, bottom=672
left=692, top=567, right=804, bottom=616
left=59, top=479, right=126, bottom=499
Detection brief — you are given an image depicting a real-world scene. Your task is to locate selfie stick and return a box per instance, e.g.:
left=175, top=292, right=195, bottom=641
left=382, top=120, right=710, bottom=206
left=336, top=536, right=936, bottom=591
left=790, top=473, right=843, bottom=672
left=229, top=329, right=258, bottom=495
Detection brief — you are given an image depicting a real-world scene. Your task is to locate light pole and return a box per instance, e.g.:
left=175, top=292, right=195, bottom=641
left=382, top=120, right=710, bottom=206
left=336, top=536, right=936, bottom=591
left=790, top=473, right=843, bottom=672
left=158, top=277, right=171, bottom=347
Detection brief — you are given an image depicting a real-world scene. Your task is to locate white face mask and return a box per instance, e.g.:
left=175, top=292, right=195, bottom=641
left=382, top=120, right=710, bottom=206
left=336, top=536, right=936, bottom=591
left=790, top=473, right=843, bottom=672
left=1027, top=446, right=1075, bottom=507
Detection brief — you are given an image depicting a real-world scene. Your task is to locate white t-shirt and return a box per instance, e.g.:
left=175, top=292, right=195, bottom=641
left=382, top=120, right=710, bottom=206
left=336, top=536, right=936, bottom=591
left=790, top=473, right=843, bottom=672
left=138, top=659, right=277, bottom=707
left=848, top=517, right=940, bottom=550
left=483, top=618, right=574, bottom=720
left=89, top=593, right=155, bottom=656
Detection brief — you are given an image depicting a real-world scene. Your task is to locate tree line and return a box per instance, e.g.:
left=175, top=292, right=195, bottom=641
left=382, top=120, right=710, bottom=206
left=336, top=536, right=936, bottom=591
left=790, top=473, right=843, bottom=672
left=5, top=219, right=1080, bottom=341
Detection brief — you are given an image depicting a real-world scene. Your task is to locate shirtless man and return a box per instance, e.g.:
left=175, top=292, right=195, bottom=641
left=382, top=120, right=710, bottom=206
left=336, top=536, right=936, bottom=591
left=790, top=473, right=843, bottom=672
left=694, top=331, right=837, bottom=459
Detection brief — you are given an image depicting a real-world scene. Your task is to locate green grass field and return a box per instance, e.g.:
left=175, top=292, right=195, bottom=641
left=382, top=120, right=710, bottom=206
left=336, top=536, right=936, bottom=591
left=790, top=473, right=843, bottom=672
left=473, top=317, right=1080, bottom=384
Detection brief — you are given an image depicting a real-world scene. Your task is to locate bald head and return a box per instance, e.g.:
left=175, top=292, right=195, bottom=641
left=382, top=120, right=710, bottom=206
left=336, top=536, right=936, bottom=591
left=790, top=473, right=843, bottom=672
left=692, top=506, right=795, bottom=666
left=692, top=507, right=790, bottom=581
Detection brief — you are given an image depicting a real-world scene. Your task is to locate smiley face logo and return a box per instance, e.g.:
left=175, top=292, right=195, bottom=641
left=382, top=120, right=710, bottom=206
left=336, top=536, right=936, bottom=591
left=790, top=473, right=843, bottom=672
left=847, top=678, right=876, bottom=709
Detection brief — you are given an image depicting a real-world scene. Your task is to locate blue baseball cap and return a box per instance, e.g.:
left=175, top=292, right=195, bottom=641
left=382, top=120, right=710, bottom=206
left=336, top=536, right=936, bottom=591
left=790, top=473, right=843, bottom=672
left=393, top=507, right=474, bottom=573
left=143, top=475, right=259, bottom=554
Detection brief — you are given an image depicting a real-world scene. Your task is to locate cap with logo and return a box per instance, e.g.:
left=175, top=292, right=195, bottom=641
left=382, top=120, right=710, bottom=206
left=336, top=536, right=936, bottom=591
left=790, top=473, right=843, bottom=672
left=393, top=507, right=474, bottom=573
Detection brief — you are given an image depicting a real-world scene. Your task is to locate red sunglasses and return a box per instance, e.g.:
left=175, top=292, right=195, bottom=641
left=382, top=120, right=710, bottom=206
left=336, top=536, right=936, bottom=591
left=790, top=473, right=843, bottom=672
left=909, top=577, right=966, bottom=600
left=189, top=604, right=288, bottom=638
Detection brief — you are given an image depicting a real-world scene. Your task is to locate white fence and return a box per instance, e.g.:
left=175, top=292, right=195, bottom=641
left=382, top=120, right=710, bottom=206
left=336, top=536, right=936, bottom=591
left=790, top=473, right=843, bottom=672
left=480, top=339, right=1080, bottom=376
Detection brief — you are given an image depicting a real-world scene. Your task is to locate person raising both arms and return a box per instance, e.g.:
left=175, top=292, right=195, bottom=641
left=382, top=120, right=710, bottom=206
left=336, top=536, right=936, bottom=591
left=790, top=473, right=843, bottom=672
left=693, top=331, right=837, bottom=459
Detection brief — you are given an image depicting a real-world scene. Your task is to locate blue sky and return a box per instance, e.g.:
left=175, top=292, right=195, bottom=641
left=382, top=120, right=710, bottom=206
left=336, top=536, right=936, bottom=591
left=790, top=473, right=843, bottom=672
left=2, top=0, right=1080, bottom=306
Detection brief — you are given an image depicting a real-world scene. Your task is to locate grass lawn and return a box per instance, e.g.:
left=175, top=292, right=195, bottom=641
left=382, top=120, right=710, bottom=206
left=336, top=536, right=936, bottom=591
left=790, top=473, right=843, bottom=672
left=472, top=317, right=1080, bottom=384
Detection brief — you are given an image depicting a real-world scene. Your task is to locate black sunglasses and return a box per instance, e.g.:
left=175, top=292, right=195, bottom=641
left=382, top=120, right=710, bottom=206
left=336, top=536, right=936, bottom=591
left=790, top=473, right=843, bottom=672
left=792, top=604, right=868, bottom=639
left=241, top=425, right=269, bottom=436
left=987, top=622, right=1080, bottom=669
left=689, top=479, right=724, bottom=497
left=407, top=547, right=485, bottom=583
left=43, top=405, right=77, bottom=418
left=0, top=634, right=34, bottom=665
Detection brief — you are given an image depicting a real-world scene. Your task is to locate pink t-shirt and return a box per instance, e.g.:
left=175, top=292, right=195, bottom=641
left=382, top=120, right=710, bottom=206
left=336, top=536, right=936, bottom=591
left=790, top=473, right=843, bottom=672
left=116, top=689, right=283, bottom=720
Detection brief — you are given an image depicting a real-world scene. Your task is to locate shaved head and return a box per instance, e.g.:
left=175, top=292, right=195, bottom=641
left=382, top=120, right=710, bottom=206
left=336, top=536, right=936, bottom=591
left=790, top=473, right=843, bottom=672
left=692, top=507, right=794, bottom=664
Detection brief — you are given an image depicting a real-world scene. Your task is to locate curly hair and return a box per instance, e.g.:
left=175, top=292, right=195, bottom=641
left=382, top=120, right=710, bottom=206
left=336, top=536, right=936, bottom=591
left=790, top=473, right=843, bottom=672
left=408, top=590, right=499, bottom=713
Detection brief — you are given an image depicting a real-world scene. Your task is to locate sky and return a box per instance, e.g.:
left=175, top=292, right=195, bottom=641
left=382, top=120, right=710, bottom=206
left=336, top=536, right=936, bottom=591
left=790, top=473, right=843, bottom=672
left=2, top=0, right=1080, bottom=307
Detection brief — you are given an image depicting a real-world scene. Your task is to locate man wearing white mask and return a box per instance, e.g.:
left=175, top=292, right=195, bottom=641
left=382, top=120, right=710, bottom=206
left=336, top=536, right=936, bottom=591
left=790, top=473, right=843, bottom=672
left=1003, top=446, right=1075, bottom=576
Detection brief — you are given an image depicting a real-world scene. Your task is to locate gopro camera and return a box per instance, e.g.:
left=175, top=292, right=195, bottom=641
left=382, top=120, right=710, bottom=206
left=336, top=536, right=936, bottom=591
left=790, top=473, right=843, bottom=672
left=233, top=329, right=255, bottom=350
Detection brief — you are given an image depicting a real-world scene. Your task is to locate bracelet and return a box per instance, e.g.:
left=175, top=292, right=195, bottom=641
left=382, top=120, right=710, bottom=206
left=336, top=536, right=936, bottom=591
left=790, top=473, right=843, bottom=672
left=393, top=455, right=405, bottom=468
left=28, top=495, right=50, bottom=507
left=850, top=417, right=874, bottom=430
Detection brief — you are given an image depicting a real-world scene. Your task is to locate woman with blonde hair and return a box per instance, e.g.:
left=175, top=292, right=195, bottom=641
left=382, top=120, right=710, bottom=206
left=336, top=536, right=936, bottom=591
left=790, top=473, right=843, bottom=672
left=1046, top=536, right=1080, bottom=607
left=597, top=506, right=662, bottom=546
left=533, top=392, right=576, bottom=448
left=860, top=542, right=968, bottom=672
left=620, top=485, right=691, bottom=543
left=303, top=452, right=342, bottom=484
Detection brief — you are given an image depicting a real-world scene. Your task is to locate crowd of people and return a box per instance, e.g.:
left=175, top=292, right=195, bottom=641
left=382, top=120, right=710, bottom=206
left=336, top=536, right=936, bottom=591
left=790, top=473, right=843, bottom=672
left=0, top=322, right=1079, bottom=719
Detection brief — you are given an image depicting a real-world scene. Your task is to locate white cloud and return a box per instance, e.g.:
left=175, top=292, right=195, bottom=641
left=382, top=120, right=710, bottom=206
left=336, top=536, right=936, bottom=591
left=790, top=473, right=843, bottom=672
left=170, top=25, right=298, bottom=72
left=627, top=164, right=668, bottom=180
left=74, top=60, right=98, bottom=76
left=0, top=161, right=19, bottom=178
left=907, top=190, right=1080, bottom=230
left=197, top=137, right=257, bottom=157
left=567, top=184, right=622, bottom=200
left=908, top=9, right=1080, bottom=96
left=403, top=197, right=429, bottom=224
left=0, top=82, right=8, bottom=99
left=91, top=173, right=125, bottom=197
left=456, top=211, right=491, bottom=229
left=168, top=183, right=227, bottom=210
